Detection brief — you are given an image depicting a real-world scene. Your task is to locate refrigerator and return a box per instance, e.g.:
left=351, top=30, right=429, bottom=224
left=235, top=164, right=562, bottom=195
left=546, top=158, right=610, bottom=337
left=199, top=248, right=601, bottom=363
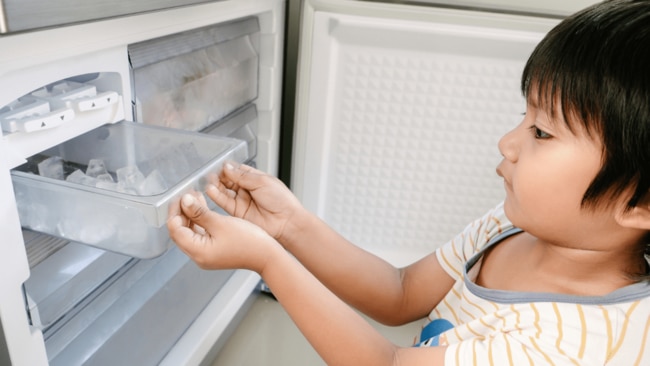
left=0, top=0, right=599, bottom=365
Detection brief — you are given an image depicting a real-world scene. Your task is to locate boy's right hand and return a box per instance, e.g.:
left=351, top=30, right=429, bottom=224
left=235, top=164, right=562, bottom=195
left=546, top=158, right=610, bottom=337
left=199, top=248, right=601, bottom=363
left=206, top=162, right=304, bottom=243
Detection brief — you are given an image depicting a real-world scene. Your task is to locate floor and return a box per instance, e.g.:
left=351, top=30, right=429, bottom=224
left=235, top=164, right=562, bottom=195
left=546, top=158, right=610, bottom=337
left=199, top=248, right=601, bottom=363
left=211, top=294, right=426, bottom=365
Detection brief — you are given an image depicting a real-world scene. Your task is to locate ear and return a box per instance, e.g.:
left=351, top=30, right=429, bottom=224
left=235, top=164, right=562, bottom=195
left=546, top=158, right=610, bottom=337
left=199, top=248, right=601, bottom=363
left=615, top=195, right=650, bottom=230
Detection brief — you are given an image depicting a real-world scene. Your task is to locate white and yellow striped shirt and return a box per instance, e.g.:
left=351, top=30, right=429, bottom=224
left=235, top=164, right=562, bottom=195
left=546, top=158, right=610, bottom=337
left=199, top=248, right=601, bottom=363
left=432, top=202, right=650, bottom=365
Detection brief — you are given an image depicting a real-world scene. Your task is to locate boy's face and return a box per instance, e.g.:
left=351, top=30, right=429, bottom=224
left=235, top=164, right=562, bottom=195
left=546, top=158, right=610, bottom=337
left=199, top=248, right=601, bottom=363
left=495, top=100, right=606, bottom=242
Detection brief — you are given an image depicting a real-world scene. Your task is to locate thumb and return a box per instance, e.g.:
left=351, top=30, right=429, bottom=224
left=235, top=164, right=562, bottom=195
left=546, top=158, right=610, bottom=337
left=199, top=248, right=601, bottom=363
left=180, top=193, right=220, bottom=231
left=168, top=193, right=222, bottom=260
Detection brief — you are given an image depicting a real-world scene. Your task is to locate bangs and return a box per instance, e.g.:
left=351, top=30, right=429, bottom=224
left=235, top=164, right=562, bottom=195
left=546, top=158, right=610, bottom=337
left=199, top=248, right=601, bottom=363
left=520, top=18, right=603, bottom=137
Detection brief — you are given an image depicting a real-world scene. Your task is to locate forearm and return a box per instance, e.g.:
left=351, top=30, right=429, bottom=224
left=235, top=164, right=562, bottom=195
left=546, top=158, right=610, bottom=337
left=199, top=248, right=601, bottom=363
left=261, top=242, right=400, bottom=366
left=278, top=211, right=420, bottom=325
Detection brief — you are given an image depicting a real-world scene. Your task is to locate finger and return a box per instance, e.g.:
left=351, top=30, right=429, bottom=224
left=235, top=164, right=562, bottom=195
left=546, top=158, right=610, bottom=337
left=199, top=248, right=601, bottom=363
left=222, top=161, right=259, bottom=175
left=167, top=214, right=198, bottom=253
left=168, top=196, right=182, bottom=219
left=168, top=190, right=207, bottom=225
left=190, top=222, right=207, bottom=236
left=206, top=183, right=230, bottom=210
left=168, top=194, right=224, bottom=258
left=206, top=183, right=241, bottom=216
left=193, top=190, right=209, bottom=207
left=168, top=196, right=191, bottom=228
left=179, top=193, right=222, bottom=236
left=219, top=162, right=265, bottom=192
left=218, top=163, right=239, bottom=191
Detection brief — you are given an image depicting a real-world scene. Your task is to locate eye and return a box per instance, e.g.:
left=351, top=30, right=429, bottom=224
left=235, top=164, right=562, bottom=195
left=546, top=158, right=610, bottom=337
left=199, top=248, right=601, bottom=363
left=528, top=125, right=552, bottom=139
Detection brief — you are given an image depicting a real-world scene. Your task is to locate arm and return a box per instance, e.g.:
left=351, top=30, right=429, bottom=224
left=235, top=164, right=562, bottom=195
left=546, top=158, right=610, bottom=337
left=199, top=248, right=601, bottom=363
left=279, top=211, right=455, bottom=325
left=167, top=192, right=447, bottom=366
left=209, top=163, right=455, bottom=325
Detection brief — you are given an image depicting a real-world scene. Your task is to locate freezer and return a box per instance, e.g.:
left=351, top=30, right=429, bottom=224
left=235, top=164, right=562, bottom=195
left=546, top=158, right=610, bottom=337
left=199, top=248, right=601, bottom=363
left=0, top=1, right=284, bottom=365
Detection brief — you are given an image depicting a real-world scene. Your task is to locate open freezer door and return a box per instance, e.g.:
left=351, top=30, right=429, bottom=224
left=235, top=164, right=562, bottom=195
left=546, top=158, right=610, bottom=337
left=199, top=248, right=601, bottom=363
left=290, top=0, right=586, bottom=266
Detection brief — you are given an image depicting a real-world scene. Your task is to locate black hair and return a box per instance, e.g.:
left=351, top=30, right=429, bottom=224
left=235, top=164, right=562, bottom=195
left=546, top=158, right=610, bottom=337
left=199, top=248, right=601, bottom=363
left=522, top=0, right=650, bottom=275
left=521, top=0, right=650, bottom=213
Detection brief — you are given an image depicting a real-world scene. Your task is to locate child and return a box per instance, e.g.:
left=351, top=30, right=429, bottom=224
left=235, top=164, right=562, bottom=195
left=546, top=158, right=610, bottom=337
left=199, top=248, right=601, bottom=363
left=167, top=0, right=650, bottom=364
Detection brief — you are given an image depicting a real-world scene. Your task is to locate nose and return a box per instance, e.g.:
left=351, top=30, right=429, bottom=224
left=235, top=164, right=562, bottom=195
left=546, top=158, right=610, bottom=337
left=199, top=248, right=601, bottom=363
left=498, top=125, right=520, bottom=162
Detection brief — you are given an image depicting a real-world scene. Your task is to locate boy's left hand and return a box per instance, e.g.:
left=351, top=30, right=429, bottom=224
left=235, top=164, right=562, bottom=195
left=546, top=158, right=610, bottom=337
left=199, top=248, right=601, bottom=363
left=167, top=191, right=278, bottom=273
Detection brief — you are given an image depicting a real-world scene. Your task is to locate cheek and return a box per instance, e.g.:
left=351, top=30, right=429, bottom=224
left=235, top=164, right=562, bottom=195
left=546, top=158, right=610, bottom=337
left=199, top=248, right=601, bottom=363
left=513, top=146, right=601, bottom=211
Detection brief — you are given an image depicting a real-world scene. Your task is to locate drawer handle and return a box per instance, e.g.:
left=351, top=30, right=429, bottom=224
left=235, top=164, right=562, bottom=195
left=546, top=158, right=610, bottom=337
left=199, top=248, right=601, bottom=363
left=1, top=107, right=74, bottom=133
left=76, top=91, right=119, bottom=112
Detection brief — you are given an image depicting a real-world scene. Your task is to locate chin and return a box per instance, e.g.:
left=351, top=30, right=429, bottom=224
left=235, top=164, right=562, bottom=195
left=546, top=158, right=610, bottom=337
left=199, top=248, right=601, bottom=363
left=502, top=197, right=522, bottom=229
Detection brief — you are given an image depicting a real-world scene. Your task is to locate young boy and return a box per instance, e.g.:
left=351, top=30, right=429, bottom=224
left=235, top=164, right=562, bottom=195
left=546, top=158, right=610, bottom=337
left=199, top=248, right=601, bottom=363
left=167, top=0, right=650, bottom=364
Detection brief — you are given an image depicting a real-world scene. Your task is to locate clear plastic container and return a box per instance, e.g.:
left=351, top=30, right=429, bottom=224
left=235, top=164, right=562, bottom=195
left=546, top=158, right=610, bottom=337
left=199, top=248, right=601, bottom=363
left=129, top=17, right=260, bottom=132
left=11, top=121, right=248, bottom=258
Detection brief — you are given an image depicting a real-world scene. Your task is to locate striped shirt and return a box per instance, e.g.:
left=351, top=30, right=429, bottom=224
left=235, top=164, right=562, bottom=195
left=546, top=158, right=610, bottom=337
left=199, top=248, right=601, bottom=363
left=430, top=201, right=650, bottom=365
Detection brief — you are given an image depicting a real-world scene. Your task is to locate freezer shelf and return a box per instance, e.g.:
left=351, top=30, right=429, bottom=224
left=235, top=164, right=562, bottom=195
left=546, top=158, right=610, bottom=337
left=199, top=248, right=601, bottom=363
left=23, top=233, right=134, bottom=334
left=43, top=246, right=235, bottom=366
left=11, top=121, right=248, bottom=258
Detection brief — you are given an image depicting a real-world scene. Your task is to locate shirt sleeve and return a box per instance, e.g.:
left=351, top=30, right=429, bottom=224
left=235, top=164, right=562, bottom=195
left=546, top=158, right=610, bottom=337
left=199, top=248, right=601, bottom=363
left=434, top=201, right=512, bottom=281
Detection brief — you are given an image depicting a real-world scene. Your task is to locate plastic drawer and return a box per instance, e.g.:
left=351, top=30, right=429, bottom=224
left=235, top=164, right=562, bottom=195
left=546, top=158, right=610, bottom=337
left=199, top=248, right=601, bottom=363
left=11, top=121, right=248, bottom=258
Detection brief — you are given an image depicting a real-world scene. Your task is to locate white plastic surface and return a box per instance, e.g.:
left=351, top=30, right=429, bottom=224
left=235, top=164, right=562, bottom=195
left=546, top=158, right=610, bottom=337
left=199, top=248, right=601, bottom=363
left=0, top=143, right=48, bottom=365
left=160, top=270, right=262, bottom=366
left=0, top=100, right=74, bottom=134
left=0, top=48, right=130, bottom=169
left=393, top=0, right=601, bottom=17
left=292, top=1, right=559, bottom=263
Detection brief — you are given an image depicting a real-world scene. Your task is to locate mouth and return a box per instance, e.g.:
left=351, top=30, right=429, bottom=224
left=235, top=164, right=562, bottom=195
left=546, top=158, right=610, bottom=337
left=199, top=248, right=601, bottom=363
left=502, top=179, right=512, bottom=192
left=495, top=163, right=512, bottom=190
left=496, top=166, right=504, bottom=178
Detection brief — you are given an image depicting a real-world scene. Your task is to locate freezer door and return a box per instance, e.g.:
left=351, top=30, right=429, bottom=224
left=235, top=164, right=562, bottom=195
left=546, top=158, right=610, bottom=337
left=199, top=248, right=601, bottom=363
left=362, top=0, right=601, bottom=18
left=291, top=0, right=562, bottom=265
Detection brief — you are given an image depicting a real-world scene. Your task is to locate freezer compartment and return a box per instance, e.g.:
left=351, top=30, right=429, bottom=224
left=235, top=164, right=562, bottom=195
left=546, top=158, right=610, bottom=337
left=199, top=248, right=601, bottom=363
left=11, top=121, right=248, bottom=258
left=24, top=238, right=236, bottom=366
left=129, top=16, right=260, bottom=132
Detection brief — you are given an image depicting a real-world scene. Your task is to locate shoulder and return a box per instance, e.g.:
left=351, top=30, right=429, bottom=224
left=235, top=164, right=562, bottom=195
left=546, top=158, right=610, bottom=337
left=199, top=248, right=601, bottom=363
left=435, top=201, right=514, bottom=279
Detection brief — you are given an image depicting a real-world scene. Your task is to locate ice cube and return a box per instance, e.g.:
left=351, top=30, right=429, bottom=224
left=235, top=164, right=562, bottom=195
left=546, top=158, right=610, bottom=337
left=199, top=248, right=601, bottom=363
left=66, top=169, right=98, bottom=186
left=116, top=165, right=146, bottom=192
left=94, top=172, right=117, bottom=191
left=37, top=156, right=64, bottom=180
left=86, top=159, right=108, bottom=177
left=116, top=181, right=139, bottom=195
left=96, top=173, right=114, bottom=182
left=138, top=142, right=203, bottom=188
left=95, top=180, right=118, bottom=191
left=142, top=148, right=185, bottom=185
left=138, top=169, right=168, bottom=195
left=56, top=205, right=116, bottom=245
